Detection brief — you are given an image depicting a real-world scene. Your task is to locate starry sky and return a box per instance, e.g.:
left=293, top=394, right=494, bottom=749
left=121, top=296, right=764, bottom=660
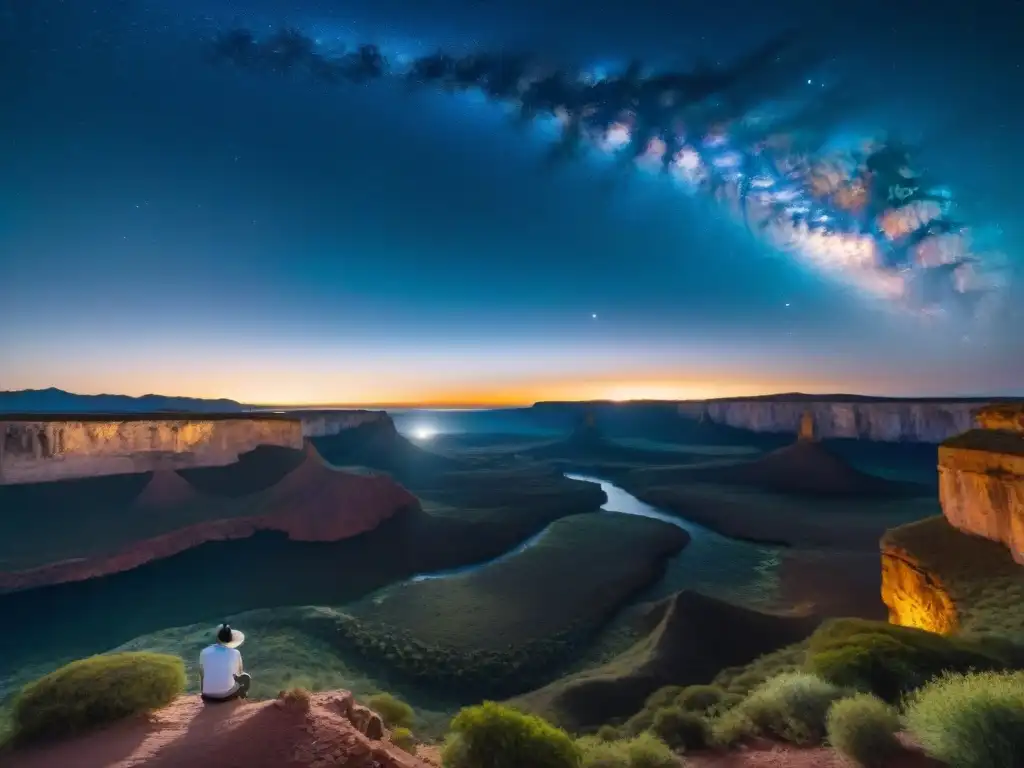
left=1, top=0, right=1022, bottom=406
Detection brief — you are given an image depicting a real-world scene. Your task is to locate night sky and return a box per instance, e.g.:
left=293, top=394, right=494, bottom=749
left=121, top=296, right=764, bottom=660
left=2, top=0, right=1022, bottom=406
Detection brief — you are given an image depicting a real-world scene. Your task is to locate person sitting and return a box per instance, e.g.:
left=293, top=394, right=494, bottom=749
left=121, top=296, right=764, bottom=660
left=199, top=623, right=251, bottom=703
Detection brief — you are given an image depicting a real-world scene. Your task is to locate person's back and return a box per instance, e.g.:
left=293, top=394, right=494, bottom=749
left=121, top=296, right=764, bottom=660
left=199, top=623, right=251, bottom=702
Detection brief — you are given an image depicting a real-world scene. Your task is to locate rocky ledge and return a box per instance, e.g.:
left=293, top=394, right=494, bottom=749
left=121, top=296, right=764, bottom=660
left=5, top=689, right=431, bottom=768
left=938, top=403, right=1024, bottom=563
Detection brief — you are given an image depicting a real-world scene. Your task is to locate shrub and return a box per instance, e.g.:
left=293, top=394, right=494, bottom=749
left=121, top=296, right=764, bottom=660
left=676, top=685, right=725, bottom=714
left=278, top=687, right=312, bottom=710
left=442, top=701, right=579, bottom=768
left=367, top=692, right=415, bottom=729
left=826, top=694, right=902, bottom=767
left=717, top=672, right=847, bottom=746
left=904, top=670, right=1024, bottom=768
left=806, top=618, right=1004, bottom=703
left=390, top=726, right=417, bottom=753
left=596, top=724, right=622, bottom=742
left=644, top=686, right=684, bottom=711
left=12, top=652, right=185, bottom=744
left=622, top=708, right=656, bottom=737
left=651, top=706, right=709, bottom=751
left=576, top=732, right=677, bottom=768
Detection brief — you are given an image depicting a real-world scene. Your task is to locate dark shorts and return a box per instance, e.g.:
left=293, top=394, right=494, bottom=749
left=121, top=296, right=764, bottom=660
left=201, top=672, right=251, bottom=703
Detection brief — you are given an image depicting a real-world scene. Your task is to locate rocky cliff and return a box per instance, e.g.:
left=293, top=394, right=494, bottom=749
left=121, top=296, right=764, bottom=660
left=938, top=404, right=1024, bottom=563
left=296, top=409, right=391, bottom=437
left=0, top=414, right=303, bottom=485
left=0, top=410, right=402, bottom=485
left=678, top=396, right=989, bottom=443
left=880, top=403, right=1024, bottom=634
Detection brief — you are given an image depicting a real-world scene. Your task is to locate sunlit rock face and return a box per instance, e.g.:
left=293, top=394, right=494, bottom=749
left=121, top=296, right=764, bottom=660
left=679, top=399, right=981, bottom=443
left=939, top=405, right=1024, bottom=564
left=0, top=416, right=303, bottom=485
left=880, top=541, right=959, bottom=634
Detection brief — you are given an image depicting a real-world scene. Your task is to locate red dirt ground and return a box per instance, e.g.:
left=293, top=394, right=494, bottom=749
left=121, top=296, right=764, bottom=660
left=684, top=735, right=944, bottom=767
left=6, top=692, right=431, bottom=768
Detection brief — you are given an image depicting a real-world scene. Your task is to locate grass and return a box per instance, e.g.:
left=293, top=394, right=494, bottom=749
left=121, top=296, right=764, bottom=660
left=9, top=652, right=185, bottom=744
left=336, top=513, right=687, bottom=695
left=441, top=701, right=580, bottom=768
left=575, top=732, right=679, bottom=767
left=904, top=670, right=1024, bottom=768
left=883, top=515, right=1024, bottom=638
left=826, top=693, right=902, bottom=767
left=805, top=617, right=1011, bottom=703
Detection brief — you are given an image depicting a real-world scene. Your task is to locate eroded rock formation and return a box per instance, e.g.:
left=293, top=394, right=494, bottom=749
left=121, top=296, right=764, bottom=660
left=0, top=416, right=303, bottom=485
left=0, top=442, right=418, bottom=592
left=880, top=540, right=959, bottom=633
left=678, top=398, right=985, bottom=443
left=938, top=404, right=1024, bottom=563
left=881, top=403, right=1024, bottom=633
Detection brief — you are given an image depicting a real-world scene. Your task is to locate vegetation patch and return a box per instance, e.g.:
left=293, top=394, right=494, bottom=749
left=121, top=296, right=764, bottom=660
left=337, top=514, right=687, bottom=695
left=10, top=652, right=185, bottom=745
left=805, top=617, right=1012, bottom=702
left=512, top=590, right=818, bottom=731
left=442, top=701, right=580, bottom=768
left=883, top=515, right=1024, bottom=638
left=710, top=672, right=848, bottom=747
left=826, top=693, right=902, bottom=767
left=366, top=692, right=415, bottom=729
left=575, top=731, right=679, bottom=767
left=904, top=670, right=1024, bottom=768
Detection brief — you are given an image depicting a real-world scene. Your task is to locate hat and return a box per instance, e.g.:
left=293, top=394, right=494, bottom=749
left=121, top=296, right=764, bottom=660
left=215, top=623, right=245, bottom=649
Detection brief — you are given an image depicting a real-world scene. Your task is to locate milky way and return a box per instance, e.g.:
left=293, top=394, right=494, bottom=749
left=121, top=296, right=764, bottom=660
left=208, top=26, right=1008, bottom=323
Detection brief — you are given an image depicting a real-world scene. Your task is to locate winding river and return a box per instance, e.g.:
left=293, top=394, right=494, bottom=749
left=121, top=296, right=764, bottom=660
left=410, top=473, right=783, bottom=607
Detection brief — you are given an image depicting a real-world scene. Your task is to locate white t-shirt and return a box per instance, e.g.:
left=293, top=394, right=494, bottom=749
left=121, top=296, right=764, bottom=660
left=199, top=644, right=243, bottom=696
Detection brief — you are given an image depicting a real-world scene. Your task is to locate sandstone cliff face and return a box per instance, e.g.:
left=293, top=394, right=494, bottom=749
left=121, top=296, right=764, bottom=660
left=0, top=417, right=303, bottom=485
left=678, top=400, right=982, bottom=443
left=938, top=409, right=1024, bottom=564
left=298, top=410, right=391, bottom=438
left=880, top=540, right=959, bottom=634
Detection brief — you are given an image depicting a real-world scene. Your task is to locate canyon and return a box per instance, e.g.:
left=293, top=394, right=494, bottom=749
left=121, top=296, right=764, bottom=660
left=0, top=410, right=393, bottom=485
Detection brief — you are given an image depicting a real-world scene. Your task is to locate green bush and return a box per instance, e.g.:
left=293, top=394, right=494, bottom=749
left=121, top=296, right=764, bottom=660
left=826, top=693, right=902, bottom=767
left=390, top=726, right=417, bottom=753
left=12, top=652, right=185, bottom=744
left=643, top=686, right=684, bottom=711
left=596, top=724, right=622, bottom=742
left=442, top=701, right=579, bottom=768
left=904, top=670, right=1024, bottom=768
left=576, top=732, right=677, bottom=768
left=367, top=692, right=415, bottom=729
left=651, top=706, right=709, bottom=751
left=806, top=618, right=1004, bottom=703
left=714, top=672, right=847, bottom=746
left=676, top=685, right=726, bottom=714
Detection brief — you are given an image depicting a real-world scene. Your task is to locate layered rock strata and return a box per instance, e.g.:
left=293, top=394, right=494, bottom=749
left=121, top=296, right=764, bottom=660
left=938, top=404, right=1024, bottom=563
left=678, top=398, right=986, bottom=443
left=0, top=415, right=302, bottom=485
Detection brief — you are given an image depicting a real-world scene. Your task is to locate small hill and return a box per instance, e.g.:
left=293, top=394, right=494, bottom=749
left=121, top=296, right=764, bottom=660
left=653, top=440, right=924, bottom=496
left=511, top=590, right=821, bottom=731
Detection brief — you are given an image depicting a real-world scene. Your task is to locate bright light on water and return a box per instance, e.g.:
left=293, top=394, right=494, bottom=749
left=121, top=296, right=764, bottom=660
left=411, top=426, right=436, bottom=441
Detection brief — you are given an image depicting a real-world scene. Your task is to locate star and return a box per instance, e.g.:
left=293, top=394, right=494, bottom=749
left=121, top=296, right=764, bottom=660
left=591, top=313, right=598, bottom=319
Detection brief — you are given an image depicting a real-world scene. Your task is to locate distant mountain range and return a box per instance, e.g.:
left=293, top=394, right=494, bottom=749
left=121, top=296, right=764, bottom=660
left=0, top=388, right=244, bottom=414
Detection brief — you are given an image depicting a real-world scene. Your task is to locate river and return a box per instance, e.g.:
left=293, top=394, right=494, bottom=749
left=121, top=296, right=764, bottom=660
left=410, top=473, right=783, bottom=607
